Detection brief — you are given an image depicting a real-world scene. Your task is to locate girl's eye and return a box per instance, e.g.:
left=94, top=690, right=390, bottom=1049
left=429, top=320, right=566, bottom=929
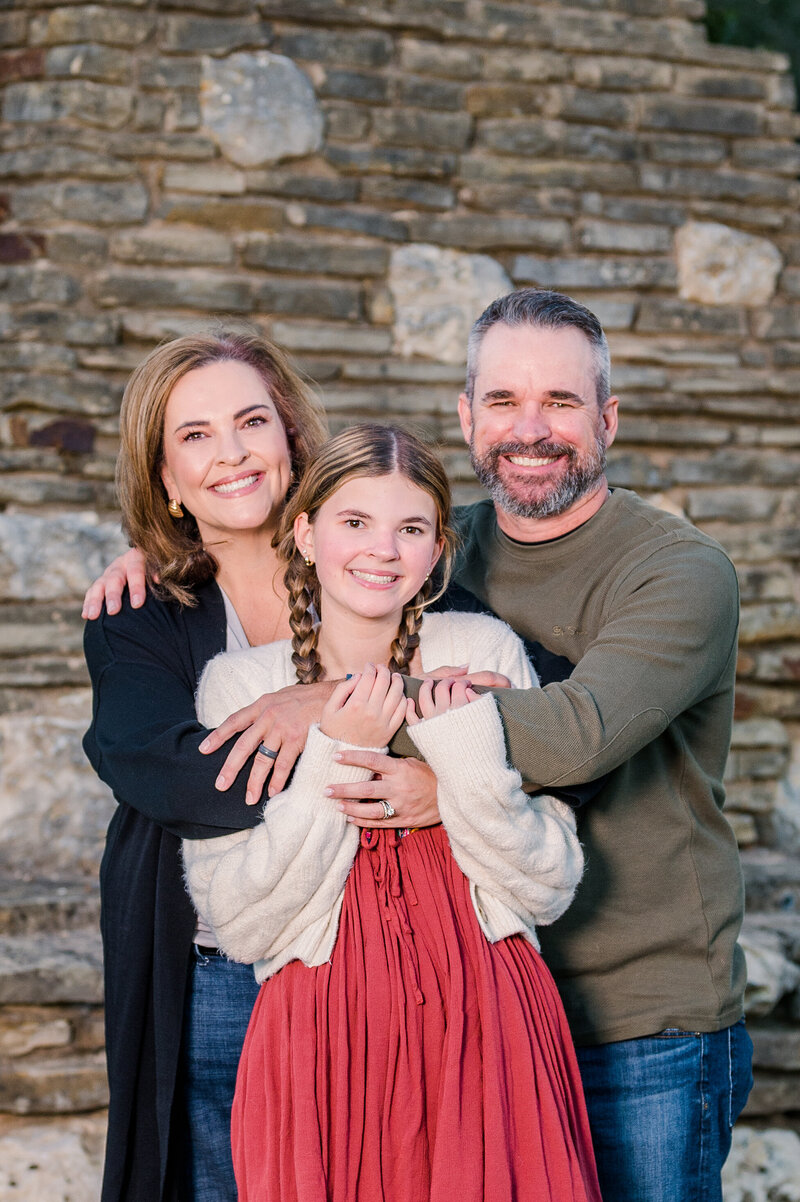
left=401, top=525, right=423, bottom=536
left=346, top=519, right=364, bottom=529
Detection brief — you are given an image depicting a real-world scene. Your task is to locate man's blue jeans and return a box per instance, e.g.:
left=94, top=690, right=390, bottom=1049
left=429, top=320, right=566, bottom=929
left=180, top=947, right=261, bottom=1202
left=576, top=1020, right=753, bottom=1202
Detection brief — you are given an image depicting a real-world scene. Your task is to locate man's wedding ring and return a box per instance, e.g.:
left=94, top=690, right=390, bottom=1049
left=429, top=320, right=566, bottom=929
left=257, top=744, right=279, bottom=760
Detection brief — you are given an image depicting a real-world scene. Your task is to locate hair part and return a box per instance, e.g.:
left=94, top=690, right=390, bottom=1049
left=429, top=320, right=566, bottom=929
left=115, top=323, right=328, bottom=606
left=464, top=288, right=611, bottom=408
left=275, top=423, right=458, bottom=684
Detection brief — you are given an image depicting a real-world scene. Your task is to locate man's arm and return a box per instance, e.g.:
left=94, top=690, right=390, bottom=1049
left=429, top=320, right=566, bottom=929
left=490, top=543, right=739, bottom=790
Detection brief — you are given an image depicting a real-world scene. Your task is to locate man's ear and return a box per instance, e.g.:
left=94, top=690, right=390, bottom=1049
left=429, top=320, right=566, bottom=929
left=601, top=395, right=619, bottom=449
left=457, top=392, right=473, bottom=445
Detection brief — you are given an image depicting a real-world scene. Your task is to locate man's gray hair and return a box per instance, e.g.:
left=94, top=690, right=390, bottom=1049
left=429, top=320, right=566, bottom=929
left=464, top=288, right=611, bottom=406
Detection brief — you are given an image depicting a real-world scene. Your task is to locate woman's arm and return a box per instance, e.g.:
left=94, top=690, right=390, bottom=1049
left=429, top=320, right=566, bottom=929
left=83, top=596, right=263, bottom=838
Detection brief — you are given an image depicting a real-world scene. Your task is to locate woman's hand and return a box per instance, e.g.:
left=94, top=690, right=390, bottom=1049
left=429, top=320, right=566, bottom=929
left=82, top=548, right=148, bottom=618
left=327, top=754, right=440, bottom=829
left=320, top=665, right=406, bottom=747
left=200, top=680, right=337, bottom=802
left=406, top=678, right=480, bottom=726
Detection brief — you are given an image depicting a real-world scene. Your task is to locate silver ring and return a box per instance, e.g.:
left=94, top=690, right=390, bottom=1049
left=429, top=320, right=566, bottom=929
left=257, top=743, right=279, bottom=760
left=379, top=800, right=396, bottom=820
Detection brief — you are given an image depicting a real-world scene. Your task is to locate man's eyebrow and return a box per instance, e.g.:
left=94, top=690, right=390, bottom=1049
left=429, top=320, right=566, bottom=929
left=173, top=404, right=270, bottom=432
left=479, top=388, right=587, bottom=404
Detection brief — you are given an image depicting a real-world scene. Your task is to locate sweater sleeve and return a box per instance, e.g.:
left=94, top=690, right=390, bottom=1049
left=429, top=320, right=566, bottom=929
left=183, top=701, right=387, bottom=965
left=407, top=691, right=583, bottom=932
left=492, top=540, right=740, bottom=789
left=82, top=596, right=261, bottom=839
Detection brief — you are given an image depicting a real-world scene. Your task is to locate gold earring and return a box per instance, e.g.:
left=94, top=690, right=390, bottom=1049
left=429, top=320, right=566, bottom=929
left=304, top=554, right=314, bottom=567
left=167, top=498, right=184, bottom=518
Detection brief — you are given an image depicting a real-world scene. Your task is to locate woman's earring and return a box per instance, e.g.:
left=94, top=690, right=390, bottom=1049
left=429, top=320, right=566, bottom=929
left=167, top=498, right=184, bottom=518
left=304, top=554, right=314, bottom=567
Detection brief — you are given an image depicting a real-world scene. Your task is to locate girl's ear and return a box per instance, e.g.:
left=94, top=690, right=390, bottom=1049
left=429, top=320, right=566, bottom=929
left=293, top=512, right=313, bottom=561
left=428, top=536, right=445, bottom=576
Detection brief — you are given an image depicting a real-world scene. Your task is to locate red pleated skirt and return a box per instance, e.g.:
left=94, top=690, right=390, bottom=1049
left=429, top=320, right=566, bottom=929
left=232, top=825, right=601, bottom=1202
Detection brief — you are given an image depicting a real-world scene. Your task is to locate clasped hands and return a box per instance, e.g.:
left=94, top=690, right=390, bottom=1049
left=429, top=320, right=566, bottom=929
left=199, top=663, right=510, bottom=829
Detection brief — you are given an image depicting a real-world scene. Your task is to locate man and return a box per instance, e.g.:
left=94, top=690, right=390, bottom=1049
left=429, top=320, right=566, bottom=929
left=442, top=288, right=752, bottom=1201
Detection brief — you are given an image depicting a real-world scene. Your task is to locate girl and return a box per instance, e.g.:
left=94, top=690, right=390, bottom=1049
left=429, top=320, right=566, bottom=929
left=183, top=423, right=601, bottom=1202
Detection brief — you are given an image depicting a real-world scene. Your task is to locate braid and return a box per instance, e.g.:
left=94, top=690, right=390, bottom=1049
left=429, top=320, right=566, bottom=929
left=389, top=576, right=432, bottom=675
left=285, top=553, right=324, bottom=684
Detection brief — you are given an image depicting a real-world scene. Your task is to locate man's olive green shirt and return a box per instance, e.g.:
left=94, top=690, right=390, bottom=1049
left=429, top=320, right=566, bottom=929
left=452, top=488, right=746, bottom=1046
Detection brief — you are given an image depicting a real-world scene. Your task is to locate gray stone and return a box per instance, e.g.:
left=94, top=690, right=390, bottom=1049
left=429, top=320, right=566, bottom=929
left=408, top=214, right=569, bottom=252
left=138, top=56, right=201, bottom=90
left=0, top=1051, right=108, bottom=1115
left=0, top=930, right=103, bottom=1006
left=640, top=96, right=763, bottom=137
left=372, top=108, right=473, bottom=152
left=0, top=1118, right=105, bottom=1200
left=389, top=244, right=511, bottom=364
left=12, top=180, right=149, bottom=225
left=159, top=195, right=283, bottom=232
left=0, top=145, right=134, bottom=180
left=111, top=225, right=234, bottom=267
left=739, top=604, right=800, bottom=645
left=246, top=168, right=358, bottom=202
left=318, top=69, right=389, bottom=104
left=722, top=1126, right=800, bottom=1202
left=0, top=512, right=125, bottom=602
left=200, top=51, right=323, bottom=168
left=160, top=14, right=271, bottom=54
left=578, top=220, right=672, bottom=253
left=269, top=321, right=393, bottom=355
left=3, top=80, right=133, bottom=128
left=286, top=202, right=407, bottom=242
left=572, top=54, right=673, bottom=92
left=636, top=299, right=746, bottom=336
left=93, top=269, right=253, bottom=312
left=243, top=235, right=387, bottom=277
left=276, top=28, right=393, bottom=68
left=326, top=144, right=457, bottom=180
left=254, top=279, right=362, bottom=321
left=0, top=265, right=81, bottom=307
left=686, top=488, right=780, bottom=523
left=675, top=221, right=782, bottom=307
left=361, top=176, right=455, bottom=210
left=396, top=75, right=464, bottom=112
left=30, top=6, right=153, bottom=46
left=44, top=43, right=131, bottom=84
left=513, top=255, right=676, bottom=290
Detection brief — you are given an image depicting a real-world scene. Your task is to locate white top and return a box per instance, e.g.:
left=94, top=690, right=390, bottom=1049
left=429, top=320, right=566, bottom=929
left=183, top=611, right=584, bottom=983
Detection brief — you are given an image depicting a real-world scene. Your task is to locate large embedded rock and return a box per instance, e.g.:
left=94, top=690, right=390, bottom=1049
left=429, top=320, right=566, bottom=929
left=675, top=221, right=782, bottom=306
left=739, top=921, right=800, bottom=1018
left=200, top=51, right=323, bottom=167
left=0, top=694, right=114, bottom=881
left=722, top=1125, right=800, bottom=1202
left=0, top=1116, right=105, bottom=1200
left=0, top=512, right=126, bottom=603
left=389, top=243, right=511, bottom=365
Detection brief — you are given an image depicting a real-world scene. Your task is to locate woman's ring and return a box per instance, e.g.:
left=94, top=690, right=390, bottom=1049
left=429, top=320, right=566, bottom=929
left=379, top=800, right=396, bottom=820
left=257, top=744, right=279, bottom=760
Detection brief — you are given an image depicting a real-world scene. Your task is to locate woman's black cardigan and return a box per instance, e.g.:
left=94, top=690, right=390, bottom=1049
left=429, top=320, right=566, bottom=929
left=83, top=581, right=263, bottom=1202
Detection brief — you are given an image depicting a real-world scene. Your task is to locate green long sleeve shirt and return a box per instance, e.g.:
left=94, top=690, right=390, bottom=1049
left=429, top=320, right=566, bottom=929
left=451, top=489, right=746, bottom=1045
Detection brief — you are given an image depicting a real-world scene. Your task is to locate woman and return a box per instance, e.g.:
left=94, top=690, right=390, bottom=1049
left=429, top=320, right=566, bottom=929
left=183, top=424, right=602, bottom=1202
left=82, top=327, right=330, bottom=1201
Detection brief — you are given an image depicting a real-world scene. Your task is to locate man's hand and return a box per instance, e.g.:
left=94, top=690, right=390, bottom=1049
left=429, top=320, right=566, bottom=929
left=82, top=548, right=148, bottom=618
left=199, top=680, right=337, bottom=802
left=328, top=753, right=440, bottom=829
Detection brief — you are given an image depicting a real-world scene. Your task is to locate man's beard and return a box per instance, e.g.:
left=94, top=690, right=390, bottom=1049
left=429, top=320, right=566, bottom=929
left=469, top=434, right=608, bottom=520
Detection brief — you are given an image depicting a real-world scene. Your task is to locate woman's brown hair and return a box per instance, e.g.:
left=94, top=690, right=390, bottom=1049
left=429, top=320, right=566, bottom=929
left=275, top=423, right=459, bottom=683
left=116, top=325, right=328, bottom=605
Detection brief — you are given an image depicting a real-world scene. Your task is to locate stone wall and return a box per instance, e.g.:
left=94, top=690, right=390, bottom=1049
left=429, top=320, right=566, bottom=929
left=1, top=0, right=799, bottom=1195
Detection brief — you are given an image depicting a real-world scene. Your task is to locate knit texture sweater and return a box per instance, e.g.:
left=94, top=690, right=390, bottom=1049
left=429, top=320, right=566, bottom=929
left=183, top=612, right=583, bottom=983
left=446, top=489, right=745, bottom=1045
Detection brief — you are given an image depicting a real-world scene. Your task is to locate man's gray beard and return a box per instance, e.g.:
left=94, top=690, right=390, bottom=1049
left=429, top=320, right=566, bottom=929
left=470, top=436, right=608, bottom=520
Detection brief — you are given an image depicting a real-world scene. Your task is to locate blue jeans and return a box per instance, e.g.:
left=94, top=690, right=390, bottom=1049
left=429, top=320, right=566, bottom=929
left=179, top=947, right=261, bottom=1202
left=576, top=1020, right=753, bottom=1202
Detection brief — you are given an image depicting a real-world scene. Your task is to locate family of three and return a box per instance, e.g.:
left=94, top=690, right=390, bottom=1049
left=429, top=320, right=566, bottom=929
left=83, top=288, right=752, bottom=1202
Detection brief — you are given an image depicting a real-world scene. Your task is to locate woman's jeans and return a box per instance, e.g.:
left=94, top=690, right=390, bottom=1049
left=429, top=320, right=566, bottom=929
left=179, top=947, right=261, bottom=1202
left=576, top=1019, right=754, bottom=1202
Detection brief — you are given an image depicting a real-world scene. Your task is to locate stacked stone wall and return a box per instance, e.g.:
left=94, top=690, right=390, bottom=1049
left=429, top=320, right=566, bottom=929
left=0, top=0, right=799, bottom=1194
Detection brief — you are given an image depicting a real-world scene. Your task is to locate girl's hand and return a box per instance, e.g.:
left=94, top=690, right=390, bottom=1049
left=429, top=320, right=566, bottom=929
left=320, top=664, right=407, bottom=746
left=406, top=678, right=479, bottom=726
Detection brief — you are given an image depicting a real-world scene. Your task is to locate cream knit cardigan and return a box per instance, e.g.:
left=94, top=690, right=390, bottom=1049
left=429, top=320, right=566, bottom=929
left=183, top=611, right=583, bottom=984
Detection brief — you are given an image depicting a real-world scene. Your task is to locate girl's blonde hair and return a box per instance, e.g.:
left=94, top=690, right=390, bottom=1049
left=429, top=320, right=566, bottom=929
left=116, top=325, right=328, bottom=605
left=276, top=423, right=458, bottom=683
